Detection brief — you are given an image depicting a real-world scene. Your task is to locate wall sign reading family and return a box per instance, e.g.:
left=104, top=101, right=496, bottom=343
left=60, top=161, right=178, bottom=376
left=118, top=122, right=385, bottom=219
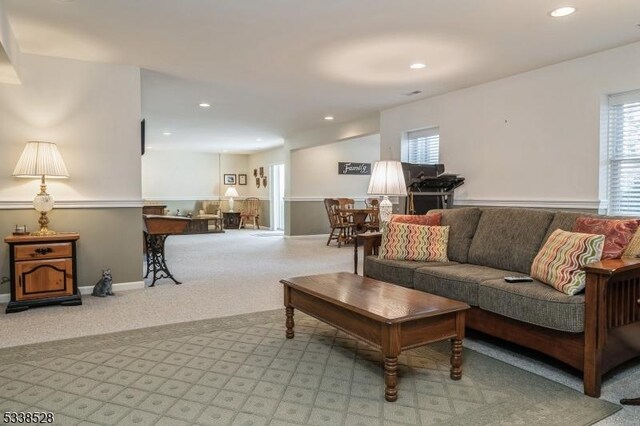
left=338, top=162, right=371, bottom=175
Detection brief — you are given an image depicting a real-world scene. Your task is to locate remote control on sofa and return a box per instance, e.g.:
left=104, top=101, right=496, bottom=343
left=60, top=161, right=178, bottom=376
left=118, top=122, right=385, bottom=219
left=504, top=276, right=533, bottom=283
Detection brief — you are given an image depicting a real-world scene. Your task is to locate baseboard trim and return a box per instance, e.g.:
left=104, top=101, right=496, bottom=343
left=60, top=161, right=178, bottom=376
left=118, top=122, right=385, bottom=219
left=79, top=281, right=145, bottom=295
left=0, top=281, right=145, bottom=303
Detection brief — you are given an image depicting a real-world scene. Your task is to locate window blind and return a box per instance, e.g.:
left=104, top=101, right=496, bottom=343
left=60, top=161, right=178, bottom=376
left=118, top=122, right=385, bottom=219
left=608, top=90, right=640, bottom=215
left=407, top=128, right=439, bottom=164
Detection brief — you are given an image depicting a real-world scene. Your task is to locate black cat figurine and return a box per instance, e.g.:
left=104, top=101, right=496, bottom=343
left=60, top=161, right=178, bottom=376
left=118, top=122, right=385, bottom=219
left=92, top=269, right=114, bottom=297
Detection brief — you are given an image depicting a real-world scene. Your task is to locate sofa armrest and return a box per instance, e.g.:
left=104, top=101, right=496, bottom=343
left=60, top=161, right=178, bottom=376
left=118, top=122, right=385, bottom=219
left=582, top=256, right=640, bottom=397
left=583, top=257, right=640, bottom=276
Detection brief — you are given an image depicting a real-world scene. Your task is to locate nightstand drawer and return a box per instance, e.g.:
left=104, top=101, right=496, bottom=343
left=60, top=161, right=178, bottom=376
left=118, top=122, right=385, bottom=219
left=14, top=242, right=73, bottom=261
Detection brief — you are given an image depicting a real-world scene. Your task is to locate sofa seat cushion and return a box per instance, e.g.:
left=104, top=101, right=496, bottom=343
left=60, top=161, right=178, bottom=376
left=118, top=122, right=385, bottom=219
left=364, top=256, right=457, bottom=288
left=468, top=208, right=554, bottom=275
left=413, top=264, right=512, bottom=306
left=479, top=278, right=585, bottom=332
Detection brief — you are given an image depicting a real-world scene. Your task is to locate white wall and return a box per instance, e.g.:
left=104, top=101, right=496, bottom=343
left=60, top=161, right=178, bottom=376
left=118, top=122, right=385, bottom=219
left=0, top=52, right=143, bottom=288
left=290, top=134, right=380, bottom=200
left=142, top=150, right=220, bottom=200
left=219, top=154, right=249, bottom=198
left=0, top=53, right=141, bottom=206
left=247, top=146, right=286, bottom=199
left=380, top=41, right=640, bottom=210
left=0, top=0, right=21, bottom=84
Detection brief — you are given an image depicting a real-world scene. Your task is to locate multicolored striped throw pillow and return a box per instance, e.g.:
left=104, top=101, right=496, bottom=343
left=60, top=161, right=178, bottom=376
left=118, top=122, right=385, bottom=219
left=379, top=222, right=449, bottom=262
left=531, top=229, right=604, bottom=295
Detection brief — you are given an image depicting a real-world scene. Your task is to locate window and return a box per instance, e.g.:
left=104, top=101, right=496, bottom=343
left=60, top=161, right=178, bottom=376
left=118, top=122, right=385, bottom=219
left=406, top=128, right=439, bottom=164
left=607, top=90, right=640, bottom=215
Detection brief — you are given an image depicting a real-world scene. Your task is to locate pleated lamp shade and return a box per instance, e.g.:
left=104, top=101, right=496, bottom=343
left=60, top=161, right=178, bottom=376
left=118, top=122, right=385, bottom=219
left=224, top=187, right=239, bottom=197
left=12, top=141, right=69, bottom=178
left=367, top=161, right=407, bottom=196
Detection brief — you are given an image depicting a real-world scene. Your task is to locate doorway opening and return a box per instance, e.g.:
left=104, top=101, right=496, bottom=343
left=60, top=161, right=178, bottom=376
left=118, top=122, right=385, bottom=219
left=270, top=164, right=285, bottom=231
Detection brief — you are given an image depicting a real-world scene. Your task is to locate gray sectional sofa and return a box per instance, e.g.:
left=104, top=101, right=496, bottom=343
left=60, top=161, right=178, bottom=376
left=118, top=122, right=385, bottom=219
left=361, top=207, right=640, bottom=397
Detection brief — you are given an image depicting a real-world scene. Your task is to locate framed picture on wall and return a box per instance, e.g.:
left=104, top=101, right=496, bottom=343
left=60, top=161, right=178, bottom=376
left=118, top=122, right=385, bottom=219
left=238, top=174, right=247, bottom=185
left=224, top=174, right=237, bottom=185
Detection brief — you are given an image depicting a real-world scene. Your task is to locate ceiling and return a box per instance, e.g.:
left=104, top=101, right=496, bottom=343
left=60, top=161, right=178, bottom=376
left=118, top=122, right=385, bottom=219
left=4, top=0, right=640, bottom=152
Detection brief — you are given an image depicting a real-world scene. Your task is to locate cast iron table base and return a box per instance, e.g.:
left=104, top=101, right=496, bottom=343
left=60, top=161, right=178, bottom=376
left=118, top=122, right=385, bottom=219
left=144, top=232, right=181, bottom=286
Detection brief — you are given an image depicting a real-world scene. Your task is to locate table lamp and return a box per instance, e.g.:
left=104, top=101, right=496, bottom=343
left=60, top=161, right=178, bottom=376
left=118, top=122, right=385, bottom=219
left=367, top=161, right=407, bottom=223
left=224, top=187, right=239, bottom=212
left=12, top=141, right=69, bottom=236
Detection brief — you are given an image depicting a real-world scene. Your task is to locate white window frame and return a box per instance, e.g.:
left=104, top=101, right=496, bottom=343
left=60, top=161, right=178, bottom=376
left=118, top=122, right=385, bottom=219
left=606, top=89, right=640, bottom=216
left=402, top=127, right=440, bottom=165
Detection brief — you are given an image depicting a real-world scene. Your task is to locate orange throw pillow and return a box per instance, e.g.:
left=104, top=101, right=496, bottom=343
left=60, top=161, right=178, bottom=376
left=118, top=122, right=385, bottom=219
left=572, top=217, right=640, bottom=259
left=390, top=212, right=442, bottom=226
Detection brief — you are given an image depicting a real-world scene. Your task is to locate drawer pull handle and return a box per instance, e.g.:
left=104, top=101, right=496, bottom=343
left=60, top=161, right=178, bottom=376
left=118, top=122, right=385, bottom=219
left=34, top=247, right=53, bottom=256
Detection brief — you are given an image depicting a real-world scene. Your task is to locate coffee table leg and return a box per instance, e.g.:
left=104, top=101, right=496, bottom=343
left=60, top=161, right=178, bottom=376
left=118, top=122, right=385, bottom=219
left=450, top=338, right=463, bottom=380
left=285, top=306, right=295, bottom=339
left=384, top=356, right=398, bottom=402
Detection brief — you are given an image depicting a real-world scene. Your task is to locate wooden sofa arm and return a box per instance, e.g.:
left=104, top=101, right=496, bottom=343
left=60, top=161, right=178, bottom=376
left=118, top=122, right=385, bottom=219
left=583, top=257, right=640, bottom=276
left=583, top=256, right=640, bottom=397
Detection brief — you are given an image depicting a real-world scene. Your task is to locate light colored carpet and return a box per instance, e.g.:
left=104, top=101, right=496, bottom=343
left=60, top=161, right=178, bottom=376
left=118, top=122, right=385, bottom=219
left=0, top=310, right=620, bottom=425
left=0, top=230, right=638, bottom=424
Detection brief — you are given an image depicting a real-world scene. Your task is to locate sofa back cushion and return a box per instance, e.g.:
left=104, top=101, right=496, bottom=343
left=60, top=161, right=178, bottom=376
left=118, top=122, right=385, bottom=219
left=542, top=211, right=586, bottom=245
left=431, top=208, right=482, bottom=263
left=467, top=208, right=554, bottom=274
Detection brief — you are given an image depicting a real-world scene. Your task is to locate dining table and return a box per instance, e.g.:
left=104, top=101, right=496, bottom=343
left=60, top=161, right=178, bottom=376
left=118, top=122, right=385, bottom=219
left=338, top=207, right=378, bottom=234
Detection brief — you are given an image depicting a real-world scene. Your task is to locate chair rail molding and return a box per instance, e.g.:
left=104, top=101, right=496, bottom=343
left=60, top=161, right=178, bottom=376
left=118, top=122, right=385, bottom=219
left=286, top=196, right=368, bottom=202
left=454, top=199, right=601, bottom=210
left=0, top=199, right=144, bottom=209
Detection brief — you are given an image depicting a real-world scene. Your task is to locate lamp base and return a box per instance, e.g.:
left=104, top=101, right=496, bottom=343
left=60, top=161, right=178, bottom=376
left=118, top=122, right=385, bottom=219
left=379, top=196, right=393, bottom=223
left=30, top=212, right=57, bottom=236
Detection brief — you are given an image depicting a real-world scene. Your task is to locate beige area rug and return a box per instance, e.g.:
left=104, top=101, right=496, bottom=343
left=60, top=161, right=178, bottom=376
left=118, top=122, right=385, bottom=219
left=0, top=310, right=620, bottom=426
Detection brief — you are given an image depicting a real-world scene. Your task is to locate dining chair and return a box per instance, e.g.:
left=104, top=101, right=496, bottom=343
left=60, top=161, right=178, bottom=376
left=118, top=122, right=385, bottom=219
left=365, top=198, right=380, bottom=231
left=324, top=198, right=352, bottom=247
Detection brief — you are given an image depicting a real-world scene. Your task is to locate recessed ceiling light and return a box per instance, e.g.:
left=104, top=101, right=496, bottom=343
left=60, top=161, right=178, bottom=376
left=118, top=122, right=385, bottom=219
left=409, top=63, right=426, bottom=69
left=199, top=103, right=210, bottom=108
left=163, top=132, right=172, bottom=136
left=324, top=116, right=334, bottom=121
left=549, top=6, right=576, bottom=17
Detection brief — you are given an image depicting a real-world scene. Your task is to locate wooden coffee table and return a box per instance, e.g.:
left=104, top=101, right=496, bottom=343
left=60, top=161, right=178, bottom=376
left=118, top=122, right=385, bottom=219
left=281, top=272, right=469, bottom=402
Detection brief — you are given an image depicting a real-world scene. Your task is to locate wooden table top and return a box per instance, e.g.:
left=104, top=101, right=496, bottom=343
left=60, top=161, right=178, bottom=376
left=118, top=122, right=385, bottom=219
left=5, top=232, right=80, bottom=243
left=281, top=272, right=469, bottom=324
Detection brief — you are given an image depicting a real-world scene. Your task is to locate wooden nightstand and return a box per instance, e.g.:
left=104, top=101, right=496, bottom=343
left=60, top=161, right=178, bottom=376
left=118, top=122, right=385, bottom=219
left=222, top=211, right=241, bottom=229
left=4, top=233, right=82, bottom=313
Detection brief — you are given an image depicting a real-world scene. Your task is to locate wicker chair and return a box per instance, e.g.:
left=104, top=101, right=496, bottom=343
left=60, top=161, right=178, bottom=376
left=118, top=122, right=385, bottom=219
left=239, top=197, right=261, bottom=229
